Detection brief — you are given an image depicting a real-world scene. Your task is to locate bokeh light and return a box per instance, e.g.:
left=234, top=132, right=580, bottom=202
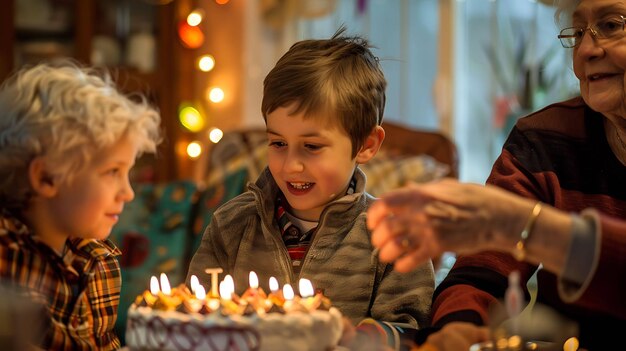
left=179, top=105, right=205, bottom=132
left=186, top=141, right=202, bottom=158
left=208, top=127, right=224, bottom=143
left=187, top=9, right=204, bottom=27
left=207, top=87, right=225, bottom=103
left=198, top=55, right=215, bottom=72
left=178, top=21, right=204, bottom=49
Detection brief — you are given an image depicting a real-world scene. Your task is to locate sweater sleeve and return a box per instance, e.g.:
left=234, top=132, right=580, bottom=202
left=558, top=210, right=626, bottom=319
left=430, top=251, right=536, bottom=327
left=370, top=261, right=434, bottom=329
left=351, top=318, right=414, bottom=351
left=363, top=261, right=434, bottom=350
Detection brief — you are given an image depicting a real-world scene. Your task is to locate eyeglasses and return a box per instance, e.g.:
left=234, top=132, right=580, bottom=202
left=558, top=15, right=626, bottom=48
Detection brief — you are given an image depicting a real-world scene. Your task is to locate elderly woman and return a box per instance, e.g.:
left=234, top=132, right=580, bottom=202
left=367, top=0, right=626, bottom=350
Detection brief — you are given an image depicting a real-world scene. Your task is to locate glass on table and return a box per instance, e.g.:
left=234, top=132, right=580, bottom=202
left=469, top=302, right=580, bottom=351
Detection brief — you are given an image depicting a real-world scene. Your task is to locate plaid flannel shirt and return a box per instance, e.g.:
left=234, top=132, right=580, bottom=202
left=0, top=210, right=122, bottom=350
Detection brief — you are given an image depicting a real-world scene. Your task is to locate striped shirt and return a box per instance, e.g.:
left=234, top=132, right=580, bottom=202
left=276, top=176, right=357, bottom=275
left=431, top=97, right=626, bottom=350
left=0, top=210, right=122, bottom=350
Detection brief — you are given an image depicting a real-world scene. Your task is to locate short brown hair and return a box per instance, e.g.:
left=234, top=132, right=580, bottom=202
left=262, top=27, right=386, bottom=157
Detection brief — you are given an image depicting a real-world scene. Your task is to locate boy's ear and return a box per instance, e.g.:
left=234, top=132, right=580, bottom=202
left=28, top=157, right=58, bottom=198
left=355, top=126, right=385, bottom=164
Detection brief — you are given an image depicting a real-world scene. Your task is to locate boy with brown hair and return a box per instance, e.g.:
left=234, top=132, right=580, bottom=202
left=188, top=28, right=434, bottom=350
left=0, top=61, right=161, bottom=350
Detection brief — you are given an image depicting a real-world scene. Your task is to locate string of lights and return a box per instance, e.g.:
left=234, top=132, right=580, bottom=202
left=177, top=0, right=229, bottom=160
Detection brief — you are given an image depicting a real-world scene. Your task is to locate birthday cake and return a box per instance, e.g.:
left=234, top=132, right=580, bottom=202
left=125, top=274, right=344, bottom=351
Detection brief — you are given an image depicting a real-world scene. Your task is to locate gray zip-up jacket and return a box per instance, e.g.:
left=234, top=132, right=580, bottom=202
left=187, top=167, right=434, bottom=328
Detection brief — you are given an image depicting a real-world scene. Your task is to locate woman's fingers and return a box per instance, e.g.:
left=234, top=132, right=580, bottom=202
left=374, top=224, right=442, bottom=272
left=366, top=200, right=391, bottom=231
left=393, top=228, right=441, bottom=272
left=371, top=211, right=411, bottom=246
left=367, top=186, right=433, bottom=230
left=393, top=245, right=432, bottom=273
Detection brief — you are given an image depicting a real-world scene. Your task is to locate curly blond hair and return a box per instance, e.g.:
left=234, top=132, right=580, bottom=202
left=0, top=60, right=162, bottom=211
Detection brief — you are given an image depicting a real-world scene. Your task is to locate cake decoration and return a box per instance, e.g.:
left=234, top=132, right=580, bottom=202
left=125, top=270, right=344, bottom=351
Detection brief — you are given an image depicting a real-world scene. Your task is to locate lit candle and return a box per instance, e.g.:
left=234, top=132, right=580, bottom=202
left=298, top=278, right=320, bottom=310
left=190, top=274, right=200, bottom=294
left=242, top=271, right=268, bottom=310
left=219, top=274, right=239, bottom=314
left=153, top=273, right=180, bottom=310
left=267, top=276, right=284, bottom=308
left=283, top=283, right=295, bottom=311
left=243, top=271, right=260, bottom=297
left=283, top=284, right=294, bottom=301
left=183, top=284, right=207, bottom=313
left=250, top=271, right=259, bottom=289
left=150, top=276, right=160, bottom=295
left=135, top=275, right=160, bottom=307
left=195, top=284, right=207, bottom=300
left=204, top=267, right=223, bottom=297
left=269, top=277, right=279, bottom=293
left=299, top=278, right=314, bottom=297
left=220, top=274, right=235, bottom=301
left=160, top=273, right=172, bottom=295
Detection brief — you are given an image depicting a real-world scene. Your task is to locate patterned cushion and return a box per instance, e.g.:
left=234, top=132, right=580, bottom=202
left=108, top=180, right=198, bottom=344
left=361, top=150, right=450, bottom=197
left=191, top=167, right=250, bottom=253
left=203, top=129, right=268, bottom=185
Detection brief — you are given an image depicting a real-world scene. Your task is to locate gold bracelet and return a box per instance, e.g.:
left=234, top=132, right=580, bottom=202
left=513, top=201, right=543, bottom=261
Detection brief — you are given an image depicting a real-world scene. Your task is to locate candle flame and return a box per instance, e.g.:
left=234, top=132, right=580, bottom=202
left=219, top=280, right=228, bottom=300
left=160, top=273, right=171, bottom=295
left=150, top=276, right=159, bottom=295
left=269, top=277, right=279, bottom=292
left=195, top=284, right=207, bottom=300
left=249, top=271, right=259, bottom=289
left=190, top=274, right=199, bottom=293
left=220, top=274, right=234, bottom=300
left=299, top=278, right=314, bottom=297
left=224, top=274, right=234, bottom=289
left=283, top=284, right=294, bottom=300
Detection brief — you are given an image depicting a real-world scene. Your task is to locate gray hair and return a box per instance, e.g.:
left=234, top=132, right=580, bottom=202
left=0, top=60, right=162, bottom=211
left=554, top=0, right=580, bottom=27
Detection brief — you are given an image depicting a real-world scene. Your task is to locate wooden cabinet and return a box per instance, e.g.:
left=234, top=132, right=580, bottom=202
left=0, top=0, right=189, bottom=182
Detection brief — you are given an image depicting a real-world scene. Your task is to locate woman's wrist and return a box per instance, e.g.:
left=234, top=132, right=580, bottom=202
left=489, top=198, right=537, bottom=252
left=512, top=202, right=543, bottom=261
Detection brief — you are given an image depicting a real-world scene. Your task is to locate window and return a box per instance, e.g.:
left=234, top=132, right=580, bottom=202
left=294, top=0, right=578, bottom=182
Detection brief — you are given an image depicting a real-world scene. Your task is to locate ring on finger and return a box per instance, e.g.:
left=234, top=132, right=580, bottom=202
left=399, top=237, right=413, bottom=250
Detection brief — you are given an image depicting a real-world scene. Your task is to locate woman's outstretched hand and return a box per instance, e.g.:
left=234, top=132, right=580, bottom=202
left=367, top=178, right=529, bottom=272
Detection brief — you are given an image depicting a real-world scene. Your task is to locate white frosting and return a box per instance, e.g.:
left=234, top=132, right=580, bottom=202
left=126, top=305, right=343, bottom=351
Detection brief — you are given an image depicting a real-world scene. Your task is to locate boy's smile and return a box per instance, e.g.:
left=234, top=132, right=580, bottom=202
left=287, top=181, right=314, bottom=194
left=266, top=103, right=358, bottom=221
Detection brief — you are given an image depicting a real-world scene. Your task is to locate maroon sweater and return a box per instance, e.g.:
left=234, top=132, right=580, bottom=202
left=431, top=97, right=626, bottom=350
